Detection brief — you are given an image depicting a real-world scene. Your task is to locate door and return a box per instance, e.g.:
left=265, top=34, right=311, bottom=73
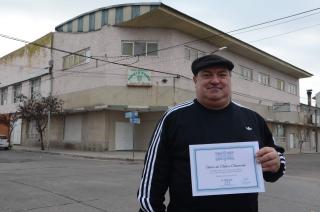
left=64, top=115, right=82, bottom=143
left=289, top=133, right=294, bottom=149
left=11, top=118, right=22, bottom=145
left=115, top=122, right=133, bottom=150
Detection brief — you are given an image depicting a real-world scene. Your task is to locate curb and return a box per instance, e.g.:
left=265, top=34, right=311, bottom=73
left=12, top=148, right=144, bottom=162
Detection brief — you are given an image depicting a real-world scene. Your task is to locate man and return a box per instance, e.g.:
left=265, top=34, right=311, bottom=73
left=138, top=54, right=286, bottom=212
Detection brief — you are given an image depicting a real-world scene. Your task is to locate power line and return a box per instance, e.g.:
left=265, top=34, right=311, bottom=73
left=111, top=7, right=320, bottom=63
left=1, top=7, right=319, bottom=68
left=1, top=7, right=319, bottom=107
left=250, top=23, right=320, bottom=43
left=230, top=11, right=320, bottom=36
left=0, top=33, right=191, bottom=80
left=0, top=59, right=313, bottom=109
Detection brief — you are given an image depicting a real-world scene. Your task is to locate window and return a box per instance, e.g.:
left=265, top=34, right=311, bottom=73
left=134, top=41, right=146, bottom=56
left=63, top=48, right=91, bottom=69
left=122, top=42, right=133, bottom=56
left=146, top=43, right=158, bottom=56
left=115, top=7, right=123, bottom=24
left=13, top=83, right=22, bottom=103
left=121, top=41, right=158, bottom=56
left=102, top=9, right=108, bottom=26
left=30, top=78, right=41, bottom=99
left=288, top=83, right=297, bottom=95
left=89, top=13, right=95, bottom=31
left=257, top=72, right=269, bottom=86
left=240, top=66, right=253, bottom=80
left=276, top=79, right=285, bottom=91
left=184, top=47, right=205, bottom=61
left=132, top=6, right=140, bottom=18
left=274, top=124, right=285, bottom=144
left=0, top=87, right=8, bottom=105
left=67, top=22, right=72, bottom=32
left=78, top=17, right=83, bottom=32
left=275, top=124, right=285, bottom=137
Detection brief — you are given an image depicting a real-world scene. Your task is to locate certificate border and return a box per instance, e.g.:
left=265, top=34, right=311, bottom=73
left=190, top=142, right=265, bottom=196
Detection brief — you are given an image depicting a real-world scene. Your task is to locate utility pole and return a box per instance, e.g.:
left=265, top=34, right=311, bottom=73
left=47, top=59, right=53, bottom=150
left=315, top=109, right=318, bottom=152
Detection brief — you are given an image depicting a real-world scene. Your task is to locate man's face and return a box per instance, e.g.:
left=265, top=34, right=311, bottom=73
left=193, top=66, right=231, bottom=109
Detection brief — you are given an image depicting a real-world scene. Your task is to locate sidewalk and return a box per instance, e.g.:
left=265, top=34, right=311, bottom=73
left=12, top=145, right=146, bottom=161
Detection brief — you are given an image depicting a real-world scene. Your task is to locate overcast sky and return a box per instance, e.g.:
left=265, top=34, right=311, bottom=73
left=0, top=0, right=319, bottom=104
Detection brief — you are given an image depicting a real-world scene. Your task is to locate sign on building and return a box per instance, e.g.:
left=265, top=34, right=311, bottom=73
left=125, top=111, right=140, bottom=124
left=272, top=103, right=291, bottom=112
left=127, top=69, right=151, bottom=86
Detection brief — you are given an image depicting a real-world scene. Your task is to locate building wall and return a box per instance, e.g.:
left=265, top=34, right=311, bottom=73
left=0, top=33, right=53, bottom=114
left=52, top=27, right=300, bottom=109
left=315, top=92, right=320, bottom=107
left=0, top=16, right=311, bottom=153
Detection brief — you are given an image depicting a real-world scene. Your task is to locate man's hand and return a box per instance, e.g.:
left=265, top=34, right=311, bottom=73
left=256, top=147, right=280, bottom=173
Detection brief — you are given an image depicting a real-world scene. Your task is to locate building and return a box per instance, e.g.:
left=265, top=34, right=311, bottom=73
left=314, top=91, right=320, bottom=107
left=0, top=3, right=318, bottom=152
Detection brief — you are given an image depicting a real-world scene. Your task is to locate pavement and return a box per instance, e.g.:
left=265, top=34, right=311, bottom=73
left=11, top=145, right=146, bottom=161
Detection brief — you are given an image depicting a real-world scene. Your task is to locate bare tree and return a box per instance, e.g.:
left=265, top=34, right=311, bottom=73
left=17, top=95, right=63, bottom=150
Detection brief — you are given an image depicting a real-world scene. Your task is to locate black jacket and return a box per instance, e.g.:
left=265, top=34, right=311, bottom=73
left=138, top=100, right=286, bottom=212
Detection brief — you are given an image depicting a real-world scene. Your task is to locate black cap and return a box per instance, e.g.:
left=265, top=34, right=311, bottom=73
left=191, top=54, right=234, bottom=75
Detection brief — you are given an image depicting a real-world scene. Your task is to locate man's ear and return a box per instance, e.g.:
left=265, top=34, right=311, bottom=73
left=193, top=75, right=197, bottom=84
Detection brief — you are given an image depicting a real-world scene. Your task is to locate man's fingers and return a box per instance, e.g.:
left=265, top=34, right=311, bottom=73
left=256, top=147, right=274, bottom=157
left=257, top=152, right=277, bottom=163
left=260, top=158, right=278, bottom=168
left=255, top=147, right=280, bottom=173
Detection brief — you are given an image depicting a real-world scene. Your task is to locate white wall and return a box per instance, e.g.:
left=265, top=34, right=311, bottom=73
left=52, top=26, right=300, bottom=108
left=0, top=33, right=52, bottom=114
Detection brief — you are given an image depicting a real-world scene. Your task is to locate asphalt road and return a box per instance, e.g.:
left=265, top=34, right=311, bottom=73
left=0, top=151, right=319, bottom=212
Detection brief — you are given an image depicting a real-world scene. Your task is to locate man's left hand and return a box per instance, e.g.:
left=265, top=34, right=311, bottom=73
left=256, top=147, right=280, bottom=173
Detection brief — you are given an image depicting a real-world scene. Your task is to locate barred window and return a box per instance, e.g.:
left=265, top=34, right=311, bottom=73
left=288, top=83, right=297, bottom=95
left=13, top=83, right=22, bottom=103
left=257, top=72, right=270, bottom=86
left=30, top=78, right=41, bottom=99
left=0, top=87, right=8, bottom=105
left=240, top=66, right=253, bottom=81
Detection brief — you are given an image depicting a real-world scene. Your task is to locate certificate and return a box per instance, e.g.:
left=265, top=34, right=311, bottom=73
left=189, top=141, right=265, bottom=196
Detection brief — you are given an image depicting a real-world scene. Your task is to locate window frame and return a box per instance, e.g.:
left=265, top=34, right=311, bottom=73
left=121, top=41, right=158, bottom=56
left=89, top=13, right=96, bottom=31
left=257, top=72, right=270, bottom=86
left=275, top=79, right=285, bottom=91
left=102, top=9, right=108, bottom=26
left=67, top=21, right=72, bottom=32
left=131, top=6, right=140, bottom=18
left=30, top=78, right=41, bottom=99
left=115, top=7, right=124, bottom=24
left=78, top=17, right=83, bottom=32
left=288, top=83, right=297, bottom=95
left=63, top=48, right=91, bottom=70
left=0, top=87, right=8, bottom=105
left=13, top=83, right=22, bottom=103
left=184, top=47, right=205, bottom=61
left=240, top=65, right=253, bottom=81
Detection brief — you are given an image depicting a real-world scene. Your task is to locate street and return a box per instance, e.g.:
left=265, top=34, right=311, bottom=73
left=0, top=151, right=319, bottom=212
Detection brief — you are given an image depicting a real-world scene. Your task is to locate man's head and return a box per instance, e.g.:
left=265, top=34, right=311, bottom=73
left=192, top=55, right=234, bottom=110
